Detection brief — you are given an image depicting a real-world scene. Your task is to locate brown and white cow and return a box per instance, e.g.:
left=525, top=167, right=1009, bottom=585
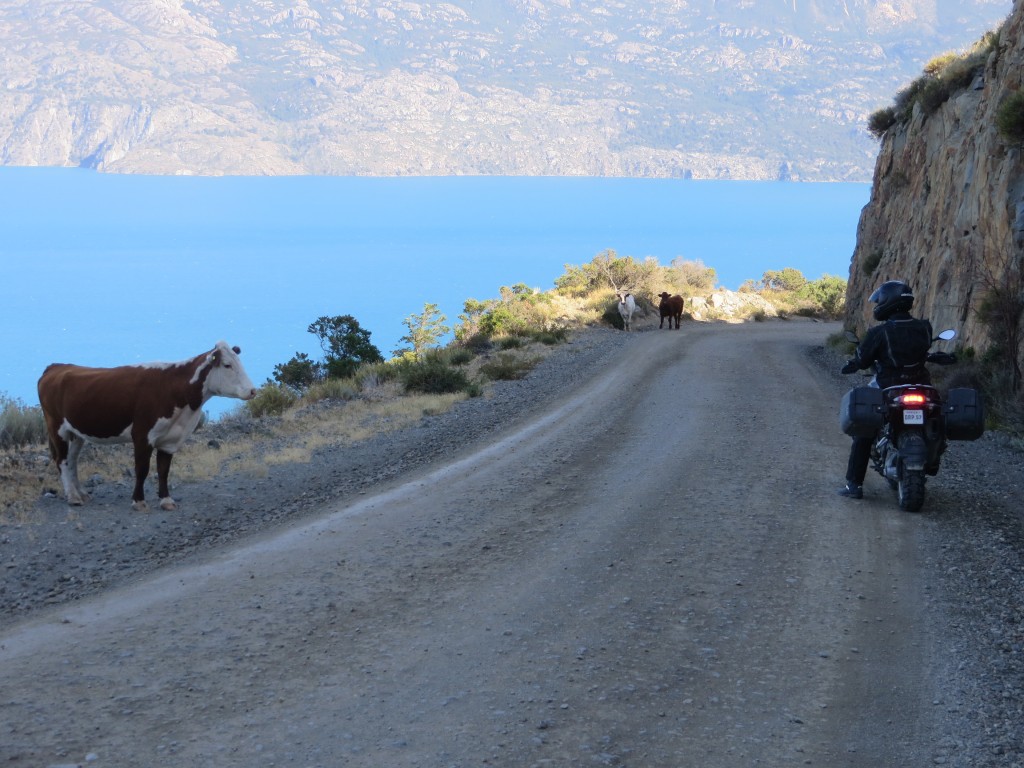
left=37, top=341, right=257, bottom=512
left=658, top=292, right=685, bottom=330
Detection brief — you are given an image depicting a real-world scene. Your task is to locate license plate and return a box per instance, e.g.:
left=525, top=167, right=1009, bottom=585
left=903, top=410, right=924, bottom=425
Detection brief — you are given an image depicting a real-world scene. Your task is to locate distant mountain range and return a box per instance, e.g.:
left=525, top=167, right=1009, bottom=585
left=0, top=1, right=1011, bottom=180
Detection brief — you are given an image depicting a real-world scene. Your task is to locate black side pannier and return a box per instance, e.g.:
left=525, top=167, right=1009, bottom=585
left=944, top=388, right=985, bottom=441
left=840, top=386, right=884, bottom=437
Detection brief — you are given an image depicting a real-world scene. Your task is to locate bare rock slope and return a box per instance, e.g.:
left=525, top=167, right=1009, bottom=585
left=0, top=0, right=1009, bottom=179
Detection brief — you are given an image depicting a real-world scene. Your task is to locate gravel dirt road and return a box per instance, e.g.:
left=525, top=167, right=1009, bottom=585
left=0, top=320, right=1019, bottom=767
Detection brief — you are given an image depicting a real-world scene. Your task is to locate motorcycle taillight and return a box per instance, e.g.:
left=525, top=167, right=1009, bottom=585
left=900, top=393, right=927, bottom=406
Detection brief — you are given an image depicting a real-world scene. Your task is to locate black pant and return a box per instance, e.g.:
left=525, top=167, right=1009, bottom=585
left=846, top=435, right=873, bottom=486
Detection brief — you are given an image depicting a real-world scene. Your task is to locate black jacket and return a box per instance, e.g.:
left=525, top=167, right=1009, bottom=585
left=849, top=311, right=934, bottom=388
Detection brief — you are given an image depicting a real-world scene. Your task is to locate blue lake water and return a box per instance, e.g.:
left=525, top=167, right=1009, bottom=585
left=0, top=169, right=869, bottom=417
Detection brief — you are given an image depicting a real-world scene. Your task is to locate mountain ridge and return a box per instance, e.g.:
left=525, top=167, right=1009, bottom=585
left=0, top=0, right=1012, bottom=179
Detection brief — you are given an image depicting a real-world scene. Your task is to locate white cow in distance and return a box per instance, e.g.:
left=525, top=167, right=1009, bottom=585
left=616, top=292, right=637, bottom=331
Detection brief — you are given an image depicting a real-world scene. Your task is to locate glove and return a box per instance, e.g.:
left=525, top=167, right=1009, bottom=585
left=841, top=360, right=859, bottom=374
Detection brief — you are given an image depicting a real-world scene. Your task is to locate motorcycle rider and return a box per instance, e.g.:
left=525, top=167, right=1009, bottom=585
left=838, top=280, right=934, bottom=498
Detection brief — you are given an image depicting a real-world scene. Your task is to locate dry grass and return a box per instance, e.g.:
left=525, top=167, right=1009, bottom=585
left=181, top=390, right=469, bottom=480
left=0, top=332, right=561, bottom=524
left=1, top=388, right=473, bottom=523
left=0, top=447, right=50, bottom=523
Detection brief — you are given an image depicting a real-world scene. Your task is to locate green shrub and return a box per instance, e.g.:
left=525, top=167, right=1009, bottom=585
left=997, top=91, right=1024, bottom=146
left=394, top=302, right=450, bottom=360
left=875, top=30, right=994, bottom=135
left=924, top=52, right=958, bottom=76
left=399, top=357, right=473, bottom=395
left=890, top=73, right=951, bottom=123
left=459, top=332, right=494, bottom=354
left=525, top=328, right=569, bottom=345
left=305, top=377, right=360, bottom=403
left=554, top=264, right=597, bottom=297
left=354, top=361, right=402, bottom=389
left=760, top=268, right=807, bottom=292
left=894, top=76, right=928, bottom=121
left=245, top=384, right=298, bottom=418
left=497, top=335, right=527, bottom=350
left=867, top=107, right=897, bottom=139
left=273, top=352, right=321, bottom=393
left=308, top=315, right=384, bottom=380
left=797, top=275, right=847, bottom=318
left=0, top=395, right=46, bottom=449
left=941, top=53, right=985, bottom=92
left=862, top=248, right=883, bottom=276
left=670, top=258, right=717, bottom=294
left=917, top=77, right=951, bottom=116
left=472, top=286, right=561, bottom=339
left=826, top=331, right=857, bottom=354
left=479, top=353, right=541, bottom=381
left=888, top=170, right=910, bottom=190
left=444, top=347, right=476, bottom=365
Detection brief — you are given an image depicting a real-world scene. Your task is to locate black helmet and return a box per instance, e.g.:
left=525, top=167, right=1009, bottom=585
left=870, top=280, right=914, bottom=321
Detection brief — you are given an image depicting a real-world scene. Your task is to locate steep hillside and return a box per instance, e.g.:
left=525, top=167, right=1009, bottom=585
left=0, top=0, right=1010, bottom=179
left=845, top=2, right=1023, bottom=378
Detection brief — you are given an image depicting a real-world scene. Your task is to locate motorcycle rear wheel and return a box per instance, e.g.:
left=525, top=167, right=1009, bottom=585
left=898, top=470, right=926, bottom=512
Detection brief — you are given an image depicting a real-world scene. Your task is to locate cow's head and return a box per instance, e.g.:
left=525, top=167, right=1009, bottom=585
left=204, top=341, right=257, bottom=401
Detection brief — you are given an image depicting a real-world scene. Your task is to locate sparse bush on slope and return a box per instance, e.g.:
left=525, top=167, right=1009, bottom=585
left=867, top=23, right=1004, bottom=138
left=0, top=396, right=45, bottom=450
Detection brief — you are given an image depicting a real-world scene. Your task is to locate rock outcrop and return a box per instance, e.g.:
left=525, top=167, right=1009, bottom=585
left=845, top=2, right=1024, bottom=374
left=688, top=291, right=779, bottom=322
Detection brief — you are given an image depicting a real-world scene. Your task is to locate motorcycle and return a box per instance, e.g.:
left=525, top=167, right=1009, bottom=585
left=839, top=329, right=985, bottom=512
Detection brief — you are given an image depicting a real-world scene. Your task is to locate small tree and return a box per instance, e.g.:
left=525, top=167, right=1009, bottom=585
left=671, top=258, right=717, bottom=294
left=761, top=268, right=808, bottom=292
left=481, top=286, right=546, bottom=336
left=308, top=315, right=384, bottom=379
left=272, top=352, right=322, bottom=393
left=867, top=107, right=897, bottom=139
left=394, top=303, right=451, bottom=360
left=554, top=262, right=599, bottom=297
left=798, top=275, right=847, bottom=318
left=455, top=297, right=495, bottom=342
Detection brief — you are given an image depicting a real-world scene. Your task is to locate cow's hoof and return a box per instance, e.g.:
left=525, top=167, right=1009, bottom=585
left=132, top=500, right=149, bottom=512
left=159, top=497, right=178, bottom=511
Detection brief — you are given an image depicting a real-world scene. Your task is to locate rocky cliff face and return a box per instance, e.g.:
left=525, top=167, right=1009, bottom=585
left=845, top=0, right=1024, bottom=370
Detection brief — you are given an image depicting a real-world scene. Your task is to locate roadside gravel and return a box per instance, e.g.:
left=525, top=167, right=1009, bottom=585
left=812, top=343, right=1024, bottom=767
left=0, top=328, right=635, bottom=620
left=2, top=321, right=1022, bottom=766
